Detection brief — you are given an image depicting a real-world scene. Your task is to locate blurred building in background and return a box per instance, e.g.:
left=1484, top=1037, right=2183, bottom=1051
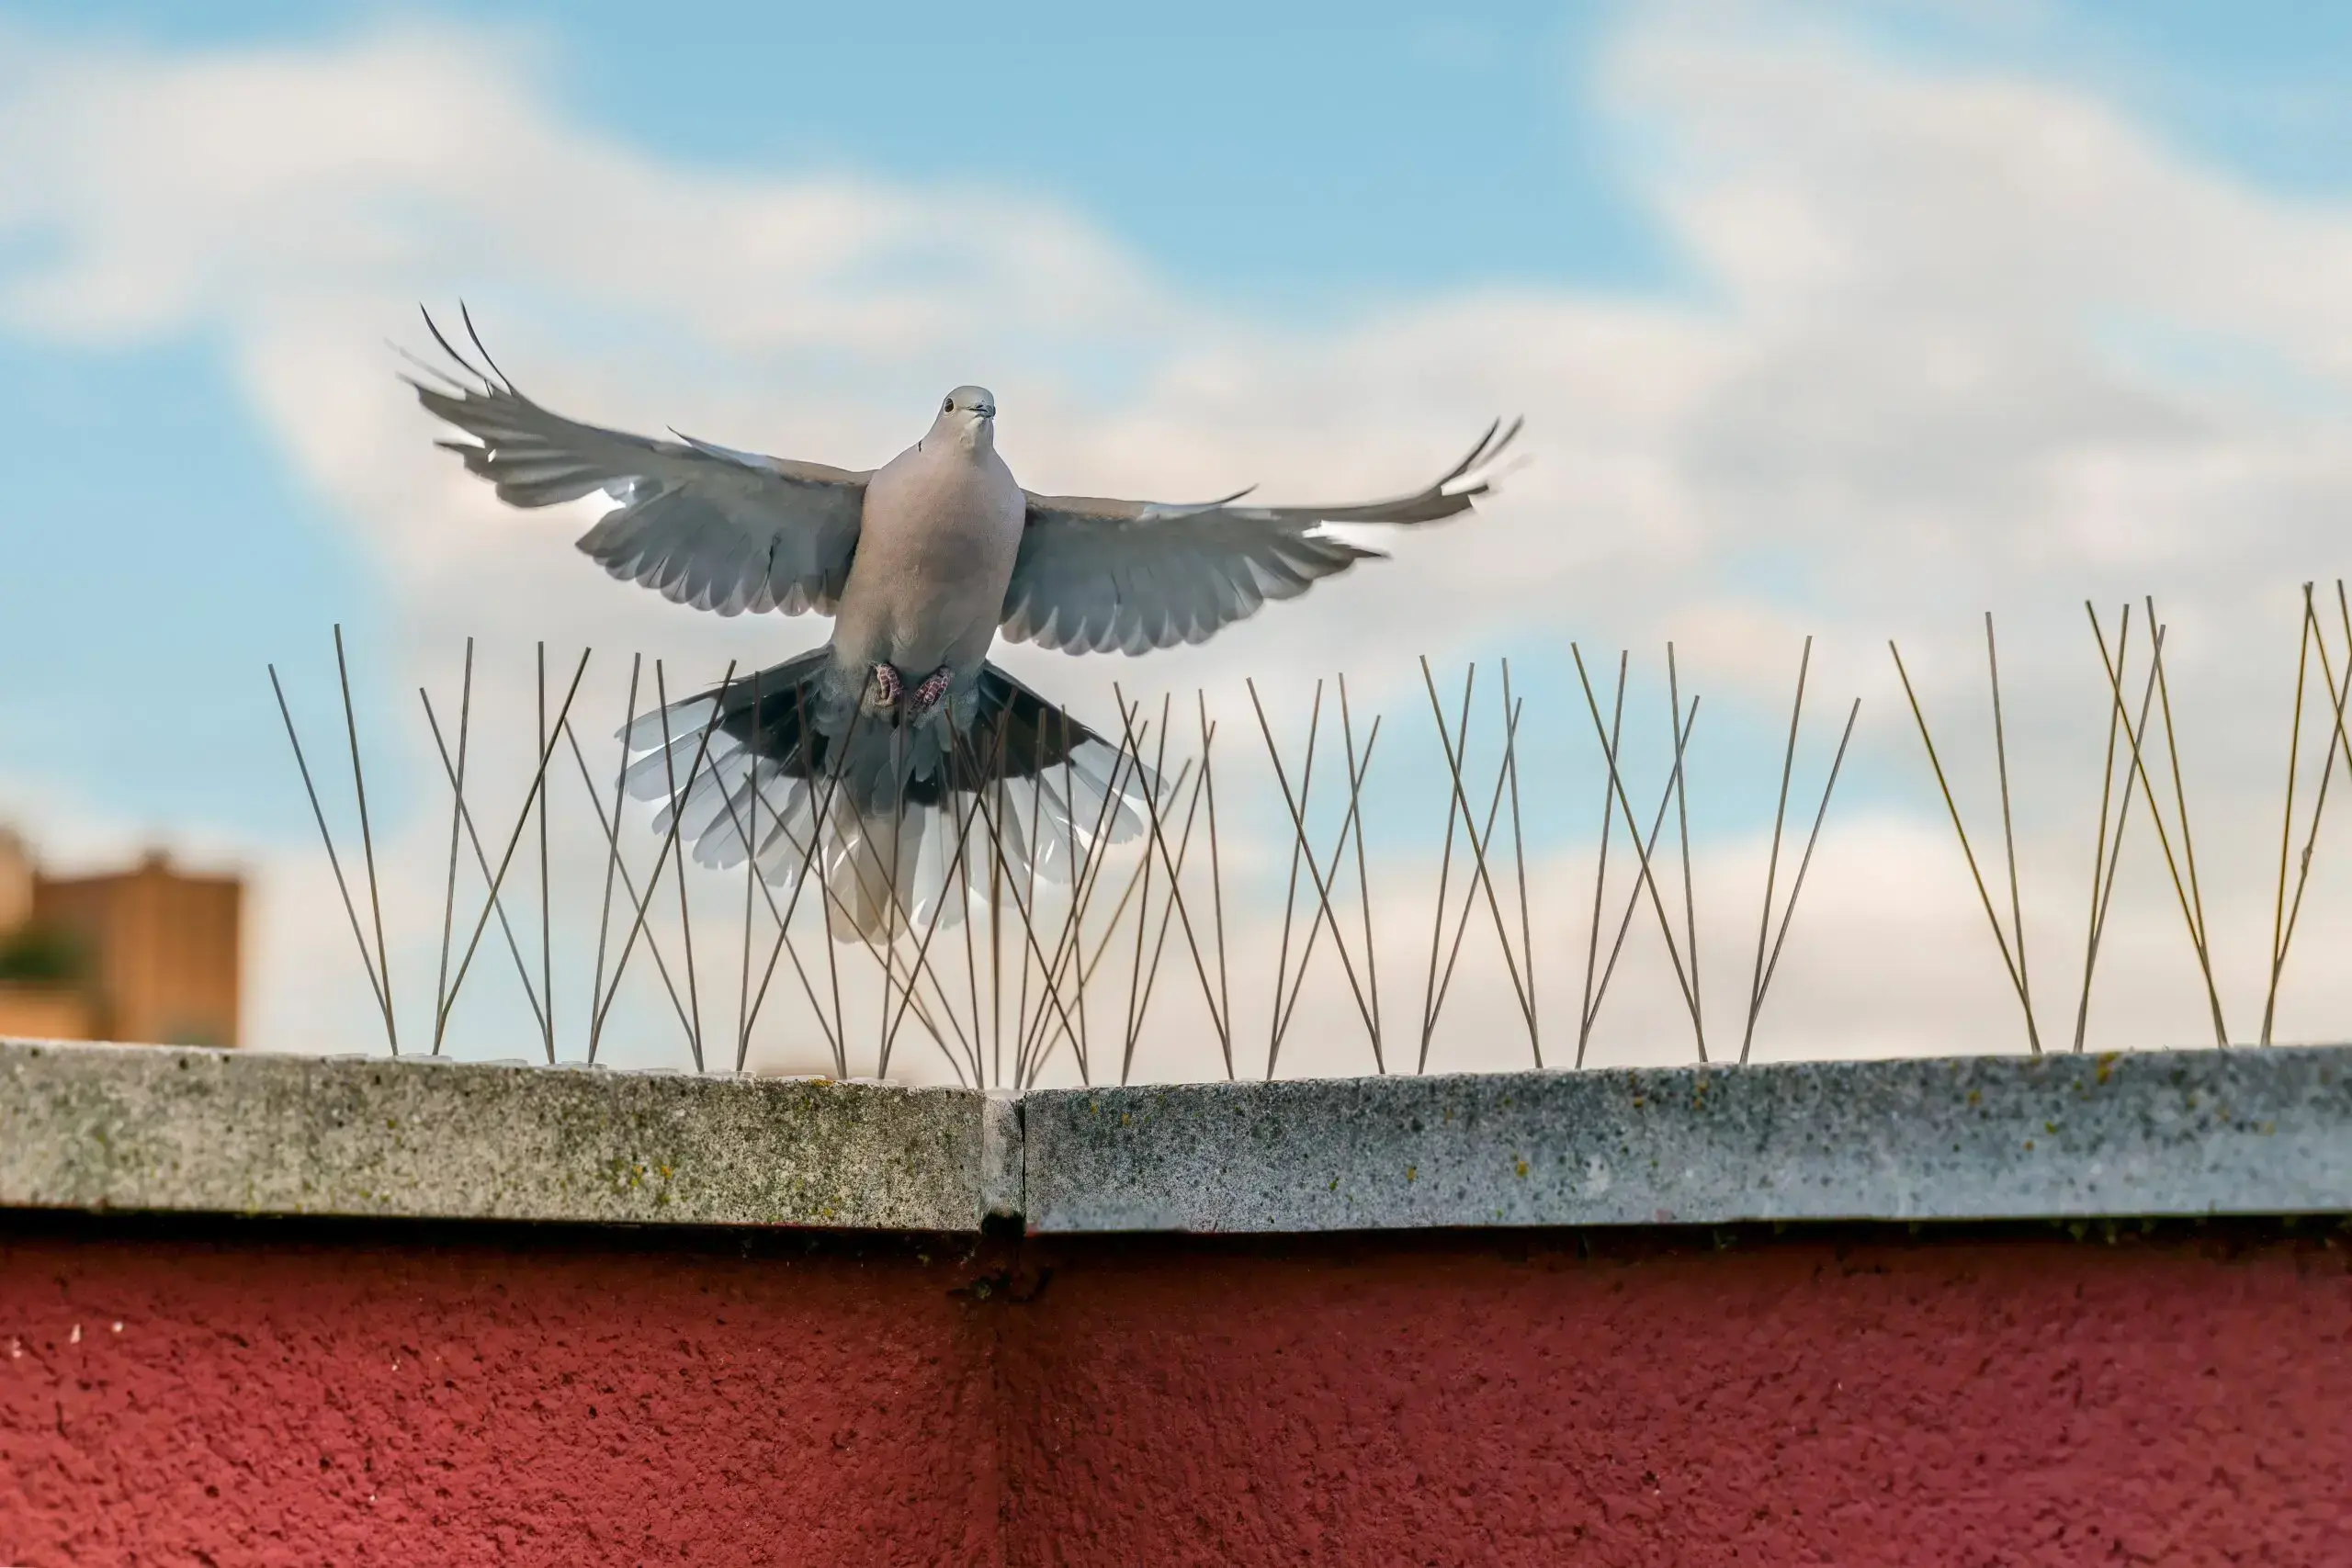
left=0, top=829, right=242, bottom=1047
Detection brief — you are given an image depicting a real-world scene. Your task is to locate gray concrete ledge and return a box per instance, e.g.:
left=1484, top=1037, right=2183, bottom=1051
left=1020, top=1047, right=2352, bottom=1232
left=6, top=1039, right=2350, bottom=1234
left=0, top=1039, right=989, bottom=1230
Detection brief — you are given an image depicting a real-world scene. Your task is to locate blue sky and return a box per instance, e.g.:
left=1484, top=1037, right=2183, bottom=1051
left=13, top=3, right=2350, bottom=301
left=6, top=1, right=1667, bottom=304
left=7, top=2, right=2352, bottom=1067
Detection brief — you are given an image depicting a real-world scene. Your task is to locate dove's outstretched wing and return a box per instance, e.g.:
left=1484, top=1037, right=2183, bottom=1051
left=409, top=311, right=866, bottom=618
left=997, top=419, right=1521, bottom=656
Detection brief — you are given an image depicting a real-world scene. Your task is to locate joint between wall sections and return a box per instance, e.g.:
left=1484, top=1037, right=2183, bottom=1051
left=980, top=1089, right=1026, bottom=1225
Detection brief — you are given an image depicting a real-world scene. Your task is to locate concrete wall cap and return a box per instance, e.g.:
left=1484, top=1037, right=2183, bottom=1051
left=0, top=1038, right=988, bottom=1230
left=6, top=1038, right=2349, bottom=1234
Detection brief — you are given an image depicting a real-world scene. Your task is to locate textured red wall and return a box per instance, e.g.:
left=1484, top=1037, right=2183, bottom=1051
left=5, top=1218, right=2346, bottom=1566
left=0, top=1217, right=999, bottom=1568
left=999, top=1227, right=2352, bottom=1567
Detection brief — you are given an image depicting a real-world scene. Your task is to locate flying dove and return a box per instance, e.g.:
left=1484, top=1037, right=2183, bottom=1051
left=410, top=311, right=1518, bottom=942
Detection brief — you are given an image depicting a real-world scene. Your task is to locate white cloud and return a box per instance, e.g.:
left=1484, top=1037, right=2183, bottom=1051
left=5, top=9, right=2352, bottom=1076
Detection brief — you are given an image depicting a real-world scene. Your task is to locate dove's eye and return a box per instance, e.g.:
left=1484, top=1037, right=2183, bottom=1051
left=943, top=397, right=955, bottom=413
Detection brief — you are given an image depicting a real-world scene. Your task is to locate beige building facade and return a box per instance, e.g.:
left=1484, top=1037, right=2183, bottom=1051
left=0, top=830, right=242, bottom=1047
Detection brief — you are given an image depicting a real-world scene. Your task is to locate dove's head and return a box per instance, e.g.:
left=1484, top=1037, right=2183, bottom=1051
left=933, top=385, right=998, bottom=453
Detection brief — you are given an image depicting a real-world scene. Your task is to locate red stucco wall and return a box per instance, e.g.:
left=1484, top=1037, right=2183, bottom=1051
left=0, top=1218, right=999, bottom=1567
left=4, top=1217, right=2346, bottom=1565
left=999, top=1227, right=2352, bottom=1567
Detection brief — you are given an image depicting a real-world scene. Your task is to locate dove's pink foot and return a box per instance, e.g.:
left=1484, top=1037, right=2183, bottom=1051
left=908, top=666, right=954, bottom=717
left=868, top=661, right=951, bottom=719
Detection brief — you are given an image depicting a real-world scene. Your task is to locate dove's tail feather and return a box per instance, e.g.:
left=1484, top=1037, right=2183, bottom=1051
left=618, top=652, right=1159, bottom=944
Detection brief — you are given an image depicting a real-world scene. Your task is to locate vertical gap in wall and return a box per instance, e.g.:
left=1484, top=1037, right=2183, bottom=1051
left=980, top=1213, right=1023, bottom=1566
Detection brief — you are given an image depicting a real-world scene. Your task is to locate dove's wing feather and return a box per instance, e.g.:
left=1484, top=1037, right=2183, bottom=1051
left=413, top=354, right=867, bottom=619
left=1000, top=419, right=1520, bottom=656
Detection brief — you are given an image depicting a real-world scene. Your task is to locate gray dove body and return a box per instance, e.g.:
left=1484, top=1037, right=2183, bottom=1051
left=830, top=386, right=1023, bottom=714
left=410, top=312, right=1516, bottom=942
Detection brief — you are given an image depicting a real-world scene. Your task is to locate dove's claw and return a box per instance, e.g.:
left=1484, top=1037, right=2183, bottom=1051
left=867, top=661, right=949, bottom=722
left=908, top=666, right=954, bottom=717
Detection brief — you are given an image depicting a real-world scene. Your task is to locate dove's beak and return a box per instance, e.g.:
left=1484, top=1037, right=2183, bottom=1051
left=976, top=405, right=996, bottom=420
